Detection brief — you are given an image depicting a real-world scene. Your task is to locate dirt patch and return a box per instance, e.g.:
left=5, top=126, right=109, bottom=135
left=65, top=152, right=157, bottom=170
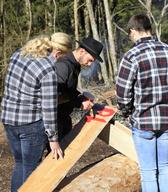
left=0, top=123, right=14, bottom=192
left=0, top=122, right=118, bottom=192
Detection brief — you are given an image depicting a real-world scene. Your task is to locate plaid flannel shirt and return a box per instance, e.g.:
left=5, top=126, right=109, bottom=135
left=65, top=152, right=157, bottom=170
left=116, top=36, right=168, bottom=130
left=1, top=50, right=58, bottom=141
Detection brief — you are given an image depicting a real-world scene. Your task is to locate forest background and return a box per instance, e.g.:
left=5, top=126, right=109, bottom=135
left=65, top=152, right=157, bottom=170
left=0, top=0, right=168, bottom=102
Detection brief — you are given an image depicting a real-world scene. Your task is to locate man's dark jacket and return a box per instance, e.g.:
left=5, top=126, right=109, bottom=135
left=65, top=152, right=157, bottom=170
left=55, top=52, right=82, bottom=107
left=54, top=52, right=83, bottom=139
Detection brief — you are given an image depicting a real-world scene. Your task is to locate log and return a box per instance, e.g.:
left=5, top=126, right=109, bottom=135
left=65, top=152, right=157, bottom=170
left=58, top=154, right=140, bottom=192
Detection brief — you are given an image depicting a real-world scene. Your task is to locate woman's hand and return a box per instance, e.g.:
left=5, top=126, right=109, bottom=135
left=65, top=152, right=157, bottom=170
left=49, top=141, right=63, bottom=160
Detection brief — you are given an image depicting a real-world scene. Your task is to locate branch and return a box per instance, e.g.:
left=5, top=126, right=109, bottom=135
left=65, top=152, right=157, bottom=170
left=158, top=3, right=168, bottom=26
left=113, top=4, right=139, bottom=18
left=138, top=0, right=146, bottom=8
left=53, top=0, right=57, bottom=33
left=161, top=3, right=168, bottom=18
left=0, top=148, right=4, bottom=158
left=77, top=2, right=85, bottom=10
left=138, top=0, right=157, bottom=26
left=164, top=0, right=167, bottom=7
left=113, top=22, right=128, bottom=35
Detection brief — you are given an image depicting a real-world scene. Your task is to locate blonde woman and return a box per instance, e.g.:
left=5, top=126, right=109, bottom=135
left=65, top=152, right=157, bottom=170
left=1, top=32, right=72, bottom=192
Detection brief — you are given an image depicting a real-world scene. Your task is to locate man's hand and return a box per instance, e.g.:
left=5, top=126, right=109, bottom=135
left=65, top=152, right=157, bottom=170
left=49, top=141, right=63, bottom=160
left=81, top=91, right=94, bottom=110
left=81, top=100, right=94, bottom=110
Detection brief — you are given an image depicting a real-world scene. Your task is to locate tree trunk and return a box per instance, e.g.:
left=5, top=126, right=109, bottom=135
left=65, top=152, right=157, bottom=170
left=45, top=0, right=53, bottom=33
left=85, top=0, right=109, bottom=86
left=104, top=35, right=112, bottom=77
left=103, top=0, right=117, bottom=80
left=84, top=6, right=90, bottom=37
left=115, top=27, right=121, bottom=66
left=85, top=0, right=99, bottom=38
left=146, top=0, right=152, bottom=17
left=53, top=0, right=57, bottom=33
left=74, top=0, right=79, bottom=48
left=0, top=0, right=7, bottom=97
left=25, top=0, right=32, bottom=41
left=1, top=0, right=6, bottom=68
left=138, top=0, right=168, bottom=41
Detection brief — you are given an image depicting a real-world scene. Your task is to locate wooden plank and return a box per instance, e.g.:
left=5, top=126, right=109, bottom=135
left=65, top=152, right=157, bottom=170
left=99, top=121, right=138, bottom=162
left=18, top=105, right=117, bottom=192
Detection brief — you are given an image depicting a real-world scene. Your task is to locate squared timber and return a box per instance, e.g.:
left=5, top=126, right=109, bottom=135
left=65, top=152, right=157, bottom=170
left=99, top=121, right=138, bottom=162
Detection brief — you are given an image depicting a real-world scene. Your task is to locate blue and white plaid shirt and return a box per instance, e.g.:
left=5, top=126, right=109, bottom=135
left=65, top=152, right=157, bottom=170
left=116, top=36, right=168, bottom=130
left=1, top=50, right=58, bottom=141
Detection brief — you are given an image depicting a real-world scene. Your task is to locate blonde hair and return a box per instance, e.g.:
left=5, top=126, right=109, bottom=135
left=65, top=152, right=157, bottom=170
left=50, top=32, right=72, bottom=53
left=20, top=32, right=72, bottom=58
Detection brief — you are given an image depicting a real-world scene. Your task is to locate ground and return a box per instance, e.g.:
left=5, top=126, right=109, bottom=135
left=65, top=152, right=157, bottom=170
left=0, top=123, right=13, bottom=192
left=0, top=85, right=120, bottom=192
left=0, top=123, right=118, bottom=192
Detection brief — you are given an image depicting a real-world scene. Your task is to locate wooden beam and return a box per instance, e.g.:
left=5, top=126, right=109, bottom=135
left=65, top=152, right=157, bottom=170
left=99, top=121, right=138, bottom=162
left=18, top=105, right=117, bottom=192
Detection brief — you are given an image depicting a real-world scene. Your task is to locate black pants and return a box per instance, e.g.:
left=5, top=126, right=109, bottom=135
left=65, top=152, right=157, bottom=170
left=46, top=102, right=73, bottom=154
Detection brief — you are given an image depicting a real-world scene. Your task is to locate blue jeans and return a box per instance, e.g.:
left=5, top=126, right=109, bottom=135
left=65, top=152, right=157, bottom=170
left=132, top=127, right=168, bottom=192
left=4, top=120, right=47, bottom=192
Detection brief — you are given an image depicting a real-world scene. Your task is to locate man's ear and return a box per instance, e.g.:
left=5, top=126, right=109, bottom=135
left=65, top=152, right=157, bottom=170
left=79, top=48, right=86, bottom=55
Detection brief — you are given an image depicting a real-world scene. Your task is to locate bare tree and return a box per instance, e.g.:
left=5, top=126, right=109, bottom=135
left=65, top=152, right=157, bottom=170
left=138, top=0, right=168, bottom=40
left=25, top=0, right=32, bottom=41
left=84, top=6, right=90, bottom=37
left=146, top=0, right=152, bottom=17
left=103, top=0, right=117, bottom=79
left=53, top=0, right=57, bottom=33
left=0, top=0, right=6, bottom=68
left=86, top=0, right=99, bottom=39
left=45, top=0, right=57, bottom=33
left=0, top=0, right=7, bottom=97
left=86, top=0, right=109, bottom=86
left=45, top=0, right=53, bottom=32
left=74, top=0, right=79, bottom=48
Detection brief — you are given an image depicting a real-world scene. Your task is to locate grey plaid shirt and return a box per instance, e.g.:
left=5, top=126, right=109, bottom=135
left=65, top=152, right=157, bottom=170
left=116, top=36, right=168, bottom=131
left=1, top=50, right=58, bottom=141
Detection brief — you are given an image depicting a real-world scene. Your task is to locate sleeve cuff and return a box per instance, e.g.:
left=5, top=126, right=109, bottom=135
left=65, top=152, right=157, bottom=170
left=45, top=129, right=58, bottom=142
left=117, top=103, right=133, bottom=118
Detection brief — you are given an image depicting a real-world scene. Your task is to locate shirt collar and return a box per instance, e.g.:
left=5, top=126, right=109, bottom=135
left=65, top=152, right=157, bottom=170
left=65, top=52, right=81, bottom=68
left=48, top=53, right=57, bottom=63
left=134, top=36, right=158, bottom=46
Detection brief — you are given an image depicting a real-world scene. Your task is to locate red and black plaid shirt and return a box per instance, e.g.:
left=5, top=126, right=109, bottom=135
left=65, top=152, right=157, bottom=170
left=116, top=36, right=168, bottom=130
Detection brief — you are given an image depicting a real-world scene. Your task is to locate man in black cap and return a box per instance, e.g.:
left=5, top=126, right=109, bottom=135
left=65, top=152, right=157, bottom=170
left=49, top=37, right=103, bottom=158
